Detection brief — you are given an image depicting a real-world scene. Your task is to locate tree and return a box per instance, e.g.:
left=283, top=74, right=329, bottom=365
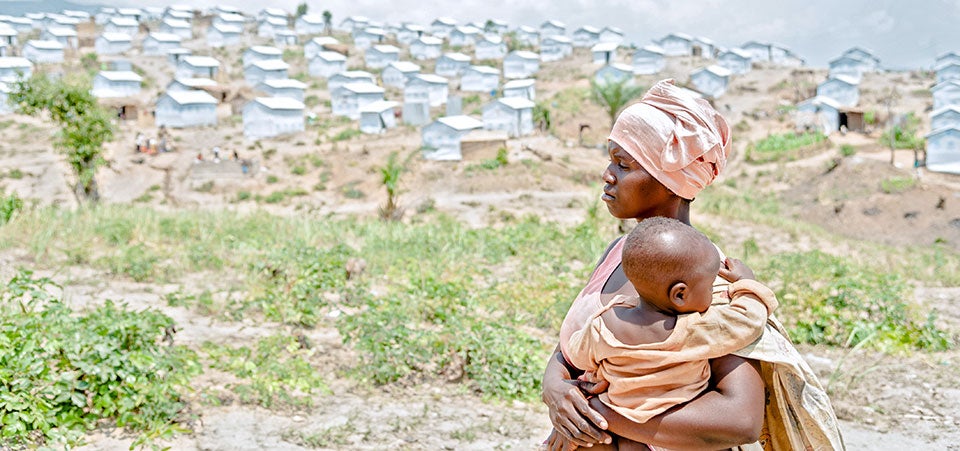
left=591, top=77, right=646, bottom=129
left=295, top=2, right=308, bottom=18
left=378, top=151, right=406, bottom=221
left=9, top=74, right=114, bottom=202
left=322, top=10, right=332, bottom=34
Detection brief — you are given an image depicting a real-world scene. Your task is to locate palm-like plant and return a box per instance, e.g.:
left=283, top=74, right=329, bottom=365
left=591, top=77, right=646, bottom=129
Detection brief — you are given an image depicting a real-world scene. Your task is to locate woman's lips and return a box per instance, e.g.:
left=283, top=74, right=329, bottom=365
left=601, top=190, right=615, bottom=202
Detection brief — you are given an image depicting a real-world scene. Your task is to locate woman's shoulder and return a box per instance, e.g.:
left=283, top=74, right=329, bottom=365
left=596, top=235, right=626, bottom=267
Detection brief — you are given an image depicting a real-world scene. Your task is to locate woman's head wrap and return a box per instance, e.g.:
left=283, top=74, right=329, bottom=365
left=608, top=79, right=731, bottom=200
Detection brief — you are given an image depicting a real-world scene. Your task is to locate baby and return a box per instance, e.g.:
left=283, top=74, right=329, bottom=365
left=565, top=216, right=778, bottom=432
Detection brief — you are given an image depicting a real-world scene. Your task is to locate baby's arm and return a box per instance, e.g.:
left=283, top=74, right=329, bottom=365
left=679, top=279, right=778, bottom=360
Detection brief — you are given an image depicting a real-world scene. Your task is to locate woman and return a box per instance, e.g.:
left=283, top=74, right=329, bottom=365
left=542, top=79, right=843, bottom=450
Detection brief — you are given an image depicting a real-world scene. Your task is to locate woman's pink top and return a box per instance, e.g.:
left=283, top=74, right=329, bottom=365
left=559, top=238, right=632, bottom=363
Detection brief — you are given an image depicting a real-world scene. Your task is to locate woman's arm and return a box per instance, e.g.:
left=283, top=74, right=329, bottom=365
left=592, top=354, right=765, bottom=450
left=541, top=345, right=612, bottom=448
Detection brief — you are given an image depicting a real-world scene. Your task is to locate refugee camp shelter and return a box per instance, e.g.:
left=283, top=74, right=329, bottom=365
left=95, top=32, right=133, bottom=55
left=243, top=97, right=305, bottom=140
left=436, top=52, right=472, bottom=77
left=331, top=82, right=385, bottom=119
left=382, top=61, right=421, bottom=88
left=430, top=17, right=457, bottom=38
left=295, top=14, right=326, bottom=35
left=359, top=100, right=400, bottom=134
left=936, top=62, right=960, bottom=84
left=243, top=46, right=282, bottom=66
left=572, top=26, right=600, bottom=48
left=327, top=70, right=377, bottom=92
left=795, top=96, right=841, bottom=136
left=594, top=63, right=634, bottom=86
left=397, top=24, right=426, bottom=45
left=540, top=20, right=566, bottom=37
left=690, top=65, right=732, bottom=98
left=303, top=36, right=339, bottom=59
left=0, top=57, right=32, bottom=83
left=931, top=105, right=960, bottom=131
left=22, top=40, right=64, bottom=64
left=476, top=36, right=507, bottom=60
left=404, top=73, right=449, bottom=107
left=718, top=48, right=752, bottom=75
left=482, top=97, right=535, bottom=137
left=410, top=36, right=443, bottom=61
left=460, top=65, right=500, bottom=92
left=540, top=36, right=573, bottom=62
left=353, top=27, right=386, bottom=50
left=502, top=78, right=535, bottom=100
left=155, top=90, right=218, bottom=128
left=449, top=25, right=481, bottom=47
left=516, top=26, right=539, bottom=46
left=91, top=70, right=142, bottom=98
left=41, top=27, right=77, bottom=48
left=274, top=29, right=299, bottom=47
left=632, top=45, right=666, bottom=75
left=308, top=51, right=347, bottom=78
left=828, top=55, right=870, bottom=83
left=255, top=78, right=306, bottom=101
left=503, top=51, right=540, bottom=79
left=422, top=115, right=484, bottom=160
left=933, top=80, right=960, bottom=110
left=816, top=75, right=860, bottom=107
left=599, top=27, right=624, bottom=45
left=591, top=42, right=619, bottom=65
left=143, top=33, right=182, bottom=55
left=657, top=33, right=693, bottom=56
left=166, top=77, right=218, bottom=93
left=160, top=18, right=192, bottom=39
left=925, top=127, right=960, bottom=174
left=104, top=17, right=139, bottom=37
left=692, top=36, right=715, bottom=58
left=244, top=59, right=289, bottom=85
left=365, top=44, right=400, bottom=69
left=207, top=23, right=242, bottom=47
left=176, top=55, right=220, bottom=79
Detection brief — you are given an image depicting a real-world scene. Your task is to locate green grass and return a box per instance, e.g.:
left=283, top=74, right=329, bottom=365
left=746, top=132, right=828, bottom=163
left=880, top=176, right=916, bottom=194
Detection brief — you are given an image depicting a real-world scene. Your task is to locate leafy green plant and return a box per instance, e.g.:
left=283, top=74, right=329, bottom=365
left=746, top=132, right=827, bottom=163
left=880, top=112, right=924, bottom=150
left=762, top=251, right=952, bottom=350
left=379, top=152, right=405, bottom=221
left=590, top=78, right=645, bottom=128
left=8, top=74, right=114, bottom=201
left=0, top=191, right=23, bottom=225
left=880, top=176, right=916, bottom=194
left=333, top=128, right=361, bottom=142
left=840, top=144, right=856, bottom=157
left=202, top=335, right=330, bottom=409
left=0, top=270, right=201, bottom=447
left=466, top=147, right=509, bottom=172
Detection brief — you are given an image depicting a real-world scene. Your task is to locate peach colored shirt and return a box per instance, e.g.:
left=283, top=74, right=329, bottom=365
left=565, top=280, right=777, bottom=424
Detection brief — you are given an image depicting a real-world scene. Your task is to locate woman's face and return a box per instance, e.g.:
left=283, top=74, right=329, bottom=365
left=602, top=141, right=678, bottom=220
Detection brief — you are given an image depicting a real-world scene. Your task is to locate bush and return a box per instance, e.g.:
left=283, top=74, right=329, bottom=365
left=762, top=251, right=952, bottom=350
left=0, top=191, right=24, bottom=224
left=840, top=144, right=856, bottom=157
left=0, top=271, right=200, bottom=447
left=881, top=176, right=916, bottom=194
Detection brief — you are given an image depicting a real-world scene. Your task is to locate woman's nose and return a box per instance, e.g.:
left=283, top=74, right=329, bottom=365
left=602, top=167, right=615, bottom=184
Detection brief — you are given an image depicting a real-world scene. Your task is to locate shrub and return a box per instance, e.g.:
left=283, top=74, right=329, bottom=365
left=881, top=176, right=916, bottom=194
left=840, top=144, right=856, bottom=157
left=0, top=271, right=200, bottom=447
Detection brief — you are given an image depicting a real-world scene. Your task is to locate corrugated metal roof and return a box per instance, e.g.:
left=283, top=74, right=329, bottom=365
left=437, top=115, right=483, bottom=130
left=387, top=61, right=421, bottom=73
left=26, top=40, right=64, bottom=50
left=164, top=90, right=218, bottom=105
left=147, top=32, right=182, bottom=42
left=182, top=56, right=220, bottom=67
left=250, top=59, right=289, bottom=70
left=259, top=78, right=307, bottom=89
left=497, top=97, right=535, bottom=110
left=442, top=52, right=471, bottom=62
left=340, top=82, right=385, bottom=94
left=508, top=50, right=539, bottom=60
left=466, top=65, right=499, bottom=75
left=417, top=36, right=443, bottom=46
left=372, top=44, right=400, bottom=54
left=359, top=100, right=400, bottom=113
left=99, top=32, right=132, bottom=42
left=503, top=78, right=535, bottom=89
left=98, top=71, right=143, bottom=82
left=248, top=45, right=282, bottom=55
left=172, top=77, right=217, bottom=88
left=316, top=51, right=346, bottom=62
left=0, top=57, right=32, bottom=69
left=413, top=74, right=448, bottom=84
left=591, top=42, right=619, bottom=52
left=254, top=96, right=305, bottom=110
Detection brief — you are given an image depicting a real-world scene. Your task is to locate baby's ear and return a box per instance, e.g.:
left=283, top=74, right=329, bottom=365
left=668, top=282, right=688, bottom=310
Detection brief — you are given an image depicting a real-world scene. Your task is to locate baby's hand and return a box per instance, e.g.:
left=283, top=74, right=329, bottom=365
left=576, top=372, right=609, bottom=396
left=719, top=257, right=755, bottom=282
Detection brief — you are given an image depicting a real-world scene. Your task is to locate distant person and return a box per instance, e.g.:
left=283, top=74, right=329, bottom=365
left=541, top=79, right=843, bottom=451
left=552, top=217, right=777, bottom=449
left=135, top=132, right=145, bottom=153
left=158, top=125, right=170, bottom=152
left=233, top=150, right=240, bottom=161
left=213, top=146, right=221, bottom=163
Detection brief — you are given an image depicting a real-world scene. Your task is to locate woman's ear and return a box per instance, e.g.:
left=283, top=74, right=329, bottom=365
left=668, top=282, right=687, bottom=309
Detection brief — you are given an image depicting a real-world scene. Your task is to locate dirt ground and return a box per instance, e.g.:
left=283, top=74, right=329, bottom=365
left=2, top=37, right=960, bottom=450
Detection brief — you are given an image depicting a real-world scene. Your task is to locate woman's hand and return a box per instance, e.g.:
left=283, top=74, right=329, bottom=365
left=719, top=257, right=755, bottom=283
left=542, top=351, right=612, bottom=447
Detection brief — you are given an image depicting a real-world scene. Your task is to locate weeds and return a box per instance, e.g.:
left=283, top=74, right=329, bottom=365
left=746, top=132, right=828, bottom=163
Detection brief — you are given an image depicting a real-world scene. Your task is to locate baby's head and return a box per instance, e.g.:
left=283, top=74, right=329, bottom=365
left=621, top=217, right=721, bottom=314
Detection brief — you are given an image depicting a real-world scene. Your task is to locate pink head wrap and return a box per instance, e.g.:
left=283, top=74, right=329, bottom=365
left=608, top=79, right=731, bottom=200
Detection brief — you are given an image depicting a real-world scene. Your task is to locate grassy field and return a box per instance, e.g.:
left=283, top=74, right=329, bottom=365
left=0, top=185, right=958, bottom=446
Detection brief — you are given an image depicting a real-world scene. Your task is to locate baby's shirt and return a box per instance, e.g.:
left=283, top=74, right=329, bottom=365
left=565, top=279, right=778, bottom=424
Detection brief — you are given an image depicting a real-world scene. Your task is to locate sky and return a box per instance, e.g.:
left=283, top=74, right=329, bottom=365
left=12, top=0, right=960, bottom=69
